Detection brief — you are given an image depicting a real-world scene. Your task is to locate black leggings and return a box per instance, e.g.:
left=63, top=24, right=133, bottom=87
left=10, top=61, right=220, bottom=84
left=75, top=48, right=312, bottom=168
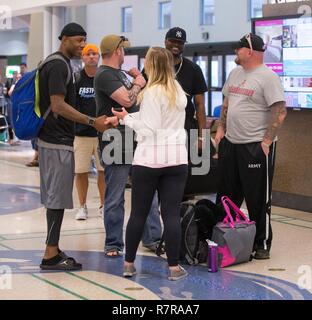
left=125, top=165, right=188, bottom=266
left=45, top=209, right=64, bottom=246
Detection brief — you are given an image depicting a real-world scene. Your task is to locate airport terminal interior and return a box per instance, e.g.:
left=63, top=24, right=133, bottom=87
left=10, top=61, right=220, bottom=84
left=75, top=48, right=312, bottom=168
left=0, top=0, right=312, bottom=301
left=0, top=142, right=312, bottom=300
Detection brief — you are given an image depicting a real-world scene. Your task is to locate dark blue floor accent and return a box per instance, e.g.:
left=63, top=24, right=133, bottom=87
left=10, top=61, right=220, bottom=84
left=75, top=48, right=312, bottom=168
left=0, top=184, right=41, bottom=215
left=1, top=250, right=311, bottom=300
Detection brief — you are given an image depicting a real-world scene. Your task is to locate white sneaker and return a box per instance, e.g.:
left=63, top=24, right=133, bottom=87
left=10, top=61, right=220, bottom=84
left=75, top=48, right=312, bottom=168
left=75, top=205, right=88, bottom=220
left=98, top=205, right=103, bottom=217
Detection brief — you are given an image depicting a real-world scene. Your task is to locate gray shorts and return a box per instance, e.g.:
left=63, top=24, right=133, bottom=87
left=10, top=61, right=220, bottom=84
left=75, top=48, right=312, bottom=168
left=38, top=146, right=75, bottom=209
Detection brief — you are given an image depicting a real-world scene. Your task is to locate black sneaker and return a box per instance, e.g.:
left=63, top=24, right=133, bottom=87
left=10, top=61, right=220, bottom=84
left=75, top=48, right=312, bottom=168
left=254, top=249, right=270, bottom=260
left=40, top=254, right=82, bottom=271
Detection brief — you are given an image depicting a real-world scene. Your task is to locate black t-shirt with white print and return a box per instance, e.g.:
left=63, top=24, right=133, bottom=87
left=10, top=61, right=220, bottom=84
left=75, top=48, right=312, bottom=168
left=94, top=65, right=138, bottom=117
left=38, top=52, right=75, bottom=147
left=74, top=69, right=97, bottom=137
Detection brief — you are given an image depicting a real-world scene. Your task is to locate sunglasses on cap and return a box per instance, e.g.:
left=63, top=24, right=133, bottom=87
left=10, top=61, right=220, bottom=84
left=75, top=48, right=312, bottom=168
left=116, top=36, right=129, bottom=50
left=244, top=33, right=253, bottom=51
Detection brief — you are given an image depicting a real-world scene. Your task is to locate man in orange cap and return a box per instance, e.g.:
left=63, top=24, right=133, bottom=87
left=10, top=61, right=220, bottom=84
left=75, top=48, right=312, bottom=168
left=74, top=44, right=106, bottom=220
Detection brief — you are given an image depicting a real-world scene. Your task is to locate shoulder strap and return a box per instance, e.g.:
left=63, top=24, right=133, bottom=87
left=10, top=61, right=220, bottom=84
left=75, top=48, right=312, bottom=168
left=73, top=71, right=82, bottom=85
left=38, top=54, right=72, bottom=120
left=38, top=53, right=72, bottom=86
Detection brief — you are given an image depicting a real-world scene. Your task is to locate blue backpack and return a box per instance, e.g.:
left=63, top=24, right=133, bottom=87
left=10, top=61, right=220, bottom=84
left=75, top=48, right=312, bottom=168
left=11, top=54, right=71, bottom=140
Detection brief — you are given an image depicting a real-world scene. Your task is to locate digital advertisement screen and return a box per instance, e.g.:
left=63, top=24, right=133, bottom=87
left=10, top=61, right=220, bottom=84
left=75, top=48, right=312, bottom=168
left=254, top=16, right=312, bottom=109
left=5, top=66, right=20, bottom=78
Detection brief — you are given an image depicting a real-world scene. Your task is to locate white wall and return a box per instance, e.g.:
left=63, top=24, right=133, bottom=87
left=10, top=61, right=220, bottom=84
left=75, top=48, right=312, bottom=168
left=0, top=31, right=28, bottom=56
left=86, top=0, right=252, bottom=48
left=27, top=12, right=44, bottom=70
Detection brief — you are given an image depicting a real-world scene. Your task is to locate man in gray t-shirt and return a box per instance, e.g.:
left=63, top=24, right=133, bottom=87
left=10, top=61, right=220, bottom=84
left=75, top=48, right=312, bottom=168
left=215, top=34, right=287, bottom=260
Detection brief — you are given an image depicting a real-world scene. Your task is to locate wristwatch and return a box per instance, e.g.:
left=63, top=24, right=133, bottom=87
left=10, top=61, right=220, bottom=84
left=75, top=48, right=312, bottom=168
left=87, top=117, right=96, bottom=127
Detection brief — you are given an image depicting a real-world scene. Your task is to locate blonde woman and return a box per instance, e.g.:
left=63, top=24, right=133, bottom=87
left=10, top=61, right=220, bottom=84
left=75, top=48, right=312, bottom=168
left=112, top=47, right=188, bottom=281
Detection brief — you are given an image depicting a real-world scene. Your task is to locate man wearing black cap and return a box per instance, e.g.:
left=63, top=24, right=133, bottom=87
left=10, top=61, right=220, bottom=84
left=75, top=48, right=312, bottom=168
left=38, top=23, right=115, bottom=270
left=164, top=27, right=208, bottom=197
left=165, top=27, right=208, bottom=151
left=215, top=33, right=287, bottom=260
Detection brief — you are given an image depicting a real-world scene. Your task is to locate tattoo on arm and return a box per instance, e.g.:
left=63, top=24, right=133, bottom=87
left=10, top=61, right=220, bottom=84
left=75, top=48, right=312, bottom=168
left=128, top=85, right=141, bottom=103
left=219, top=101, right=228, bottom=130
left=264, top=101, right=287, bottom=142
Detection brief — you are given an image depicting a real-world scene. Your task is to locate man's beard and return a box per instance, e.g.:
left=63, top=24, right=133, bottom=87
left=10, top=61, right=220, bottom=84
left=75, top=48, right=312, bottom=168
left=235, top=57, right=241, bottom=65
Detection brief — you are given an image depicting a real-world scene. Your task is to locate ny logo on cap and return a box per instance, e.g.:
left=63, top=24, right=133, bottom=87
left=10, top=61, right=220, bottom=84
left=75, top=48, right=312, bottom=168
left=176, top=31, right=182, bottom=38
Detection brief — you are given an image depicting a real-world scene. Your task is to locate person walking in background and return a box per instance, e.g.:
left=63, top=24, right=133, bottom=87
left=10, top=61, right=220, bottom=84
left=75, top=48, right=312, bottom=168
left=19, top=63, right=27, bottom=77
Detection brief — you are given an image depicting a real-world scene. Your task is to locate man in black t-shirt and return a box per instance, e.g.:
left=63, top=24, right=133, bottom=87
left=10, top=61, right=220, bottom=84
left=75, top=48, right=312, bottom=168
left=73, top=44, right=105, bottom=221
left=94, top=35, right=162, bottom=257
left=165, top=27, right=208, bottom=150
left=38, top=23, right=115, bottom=271
left=165, top=28, right=208, bottom=197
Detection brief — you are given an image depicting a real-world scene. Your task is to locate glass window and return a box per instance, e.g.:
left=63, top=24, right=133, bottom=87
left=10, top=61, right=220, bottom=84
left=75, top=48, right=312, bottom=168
left=159, top=1, right=172, bottom=29
left=211, top=56, right=222, bottom=88
left=200, top=0, right=215, bottom=26
left=139, top=58, right=145, bottom=71
left=226, top=55, right=237, bottom=79
left=122, top=7, right=132, bottom=33
left=249, top=0, right=268, bottom=19
left=211, top=91, right=223, bottom=118
left=122, top=55, right=138, bottom=80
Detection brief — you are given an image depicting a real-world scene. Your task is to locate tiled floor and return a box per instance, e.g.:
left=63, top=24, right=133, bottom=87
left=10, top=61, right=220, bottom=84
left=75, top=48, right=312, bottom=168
left=0, top=141, right=311, bottom=300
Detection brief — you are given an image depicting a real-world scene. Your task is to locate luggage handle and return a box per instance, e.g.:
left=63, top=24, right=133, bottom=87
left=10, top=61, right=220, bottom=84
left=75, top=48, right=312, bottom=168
left=221, top=196, right=252, bottom=229
left=221, top=199, right=236, bottom=229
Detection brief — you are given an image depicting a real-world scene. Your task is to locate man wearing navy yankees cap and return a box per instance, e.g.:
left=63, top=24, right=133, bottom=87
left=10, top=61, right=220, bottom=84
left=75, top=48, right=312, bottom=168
left=164, top=27, right=208, bottom=197
left=165, top=27, right=207, bottom=147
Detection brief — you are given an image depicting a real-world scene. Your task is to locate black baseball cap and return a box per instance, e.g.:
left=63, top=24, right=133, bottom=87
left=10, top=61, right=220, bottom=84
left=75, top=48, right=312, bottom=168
left=165, top=27, right=187, bottom=43
left=58, top=22, right=87, bottom=40
left=233, top=33, right=266, bottom=52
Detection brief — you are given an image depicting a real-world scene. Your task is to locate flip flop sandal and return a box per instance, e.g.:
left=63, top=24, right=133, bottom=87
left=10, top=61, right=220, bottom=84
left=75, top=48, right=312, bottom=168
left=26, top=160, right=39, bottom=167
left=58, top=250, right=80, bottom=264
left=40, top=256, right=82, bottom=271
left=104, top=249, right=121, bottom=258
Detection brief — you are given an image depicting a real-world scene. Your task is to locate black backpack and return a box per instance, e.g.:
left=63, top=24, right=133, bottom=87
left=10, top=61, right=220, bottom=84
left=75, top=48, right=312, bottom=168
left=156, top=200, right=226, bottom=265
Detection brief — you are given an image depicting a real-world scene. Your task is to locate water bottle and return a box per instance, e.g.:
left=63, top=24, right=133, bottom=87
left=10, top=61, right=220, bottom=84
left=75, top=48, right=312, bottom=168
left=207, top=240, right=218, bottom=273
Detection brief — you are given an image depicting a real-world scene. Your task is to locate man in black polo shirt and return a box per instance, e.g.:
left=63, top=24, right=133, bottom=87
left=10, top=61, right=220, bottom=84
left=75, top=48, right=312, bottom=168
left=38, top=23, right=114, bottom=270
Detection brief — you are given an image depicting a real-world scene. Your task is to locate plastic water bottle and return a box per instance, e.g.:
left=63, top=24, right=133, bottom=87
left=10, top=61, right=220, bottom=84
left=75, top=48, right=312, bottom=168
left=207, top=240, right=218, bottom=273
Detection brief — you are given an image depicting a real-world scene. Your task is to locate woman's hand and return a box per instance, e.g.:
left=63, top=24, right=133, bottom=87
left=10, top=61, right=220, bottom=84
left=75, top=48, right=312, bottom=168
left=111, top=107, right=128, bottom=120
left=94, top=116, right=118, bottom=132
left=104, top=116, right=119, bottom=127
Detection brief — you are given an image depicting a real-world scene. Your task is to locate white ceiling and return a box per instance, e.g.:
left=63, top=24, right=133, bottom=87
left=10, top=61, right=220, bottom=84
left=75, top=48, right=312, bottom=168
left=1, top=0, right=113, bottom=17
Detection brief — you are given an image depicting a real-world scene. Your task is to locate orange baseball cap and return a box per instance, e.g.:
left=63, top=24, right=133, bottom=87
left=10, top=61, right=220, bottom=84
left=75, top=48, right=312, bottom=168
left=82, top=44, right=100, bottom=56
